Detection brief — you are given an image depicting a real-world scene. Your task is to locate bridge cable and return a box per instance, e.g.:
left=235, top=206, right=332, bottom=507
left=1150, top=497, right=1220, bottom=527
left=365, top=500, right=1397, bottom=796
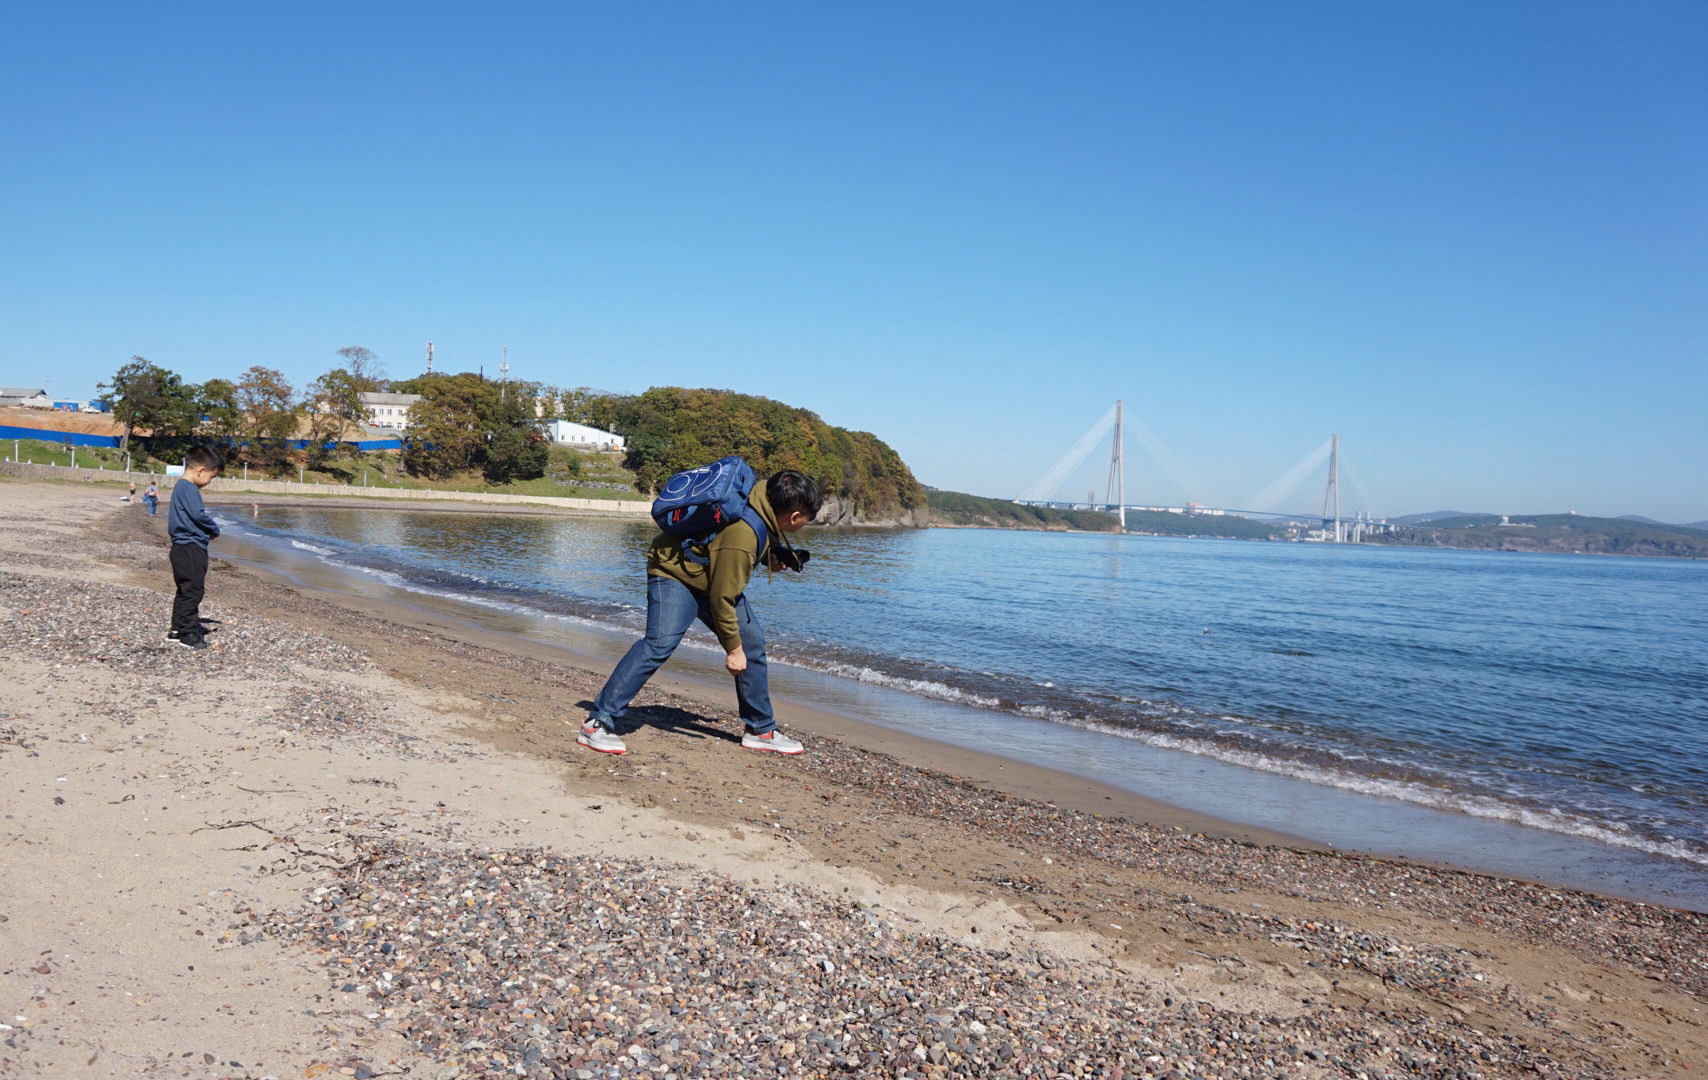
left=1238, top=438, right=1333, bottom=515
left=1018, top=404, right=1118, bottom=502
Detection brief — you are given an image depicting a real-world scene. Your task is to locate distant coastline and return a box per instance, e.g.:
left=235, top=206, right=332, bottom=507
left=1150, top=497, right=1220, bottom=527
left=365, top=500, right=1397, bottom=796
left=926, top=489, right=1708, bottom=558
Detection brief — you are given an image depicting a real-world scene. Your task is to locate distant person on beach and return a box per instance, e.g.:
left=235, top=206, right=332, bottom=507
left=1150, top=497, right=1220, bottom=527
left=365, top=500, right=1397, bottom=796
left=165, top=446, right=224, bottom=650
left=126, top=479, right=136, bottom=503
left=143, top=481, right=159, bottom=515
left=579, top=469, right=822, bottom=757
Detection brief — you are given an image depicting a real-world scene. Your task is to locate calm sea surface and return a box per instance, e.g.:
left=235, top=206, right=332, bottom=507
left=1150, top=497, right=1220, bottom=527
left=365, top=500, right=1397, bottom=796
left=217, top=508, right=1708, bottom=907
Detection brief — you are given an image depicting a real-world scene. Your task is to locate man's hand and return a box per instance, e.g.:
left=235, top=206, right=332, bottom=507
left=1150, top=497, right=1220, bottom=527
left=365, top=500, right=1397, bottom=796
left=725, top=647, right=748, bottom=675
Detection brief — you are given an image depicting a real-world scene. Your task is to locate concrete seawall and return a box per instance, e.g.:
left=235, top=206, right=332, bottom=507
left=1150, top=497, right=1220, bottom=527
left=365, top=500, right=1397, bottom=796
left=1, top=460, right=652, bottom=516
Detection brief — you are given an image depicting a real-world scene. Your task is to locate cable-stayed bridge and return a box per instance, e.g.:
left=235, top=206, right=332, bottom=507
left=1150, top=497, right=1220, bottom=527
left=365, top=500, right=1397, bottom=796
left=1013, top=401, right=1386, bottom=541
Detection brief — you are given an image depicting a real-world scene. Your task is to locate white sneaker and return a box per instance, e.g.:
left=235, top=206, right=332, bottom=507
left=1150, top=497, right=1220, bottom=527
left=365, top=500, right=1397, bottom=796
left=741, top=730, right=803, bottom=754
left=577, top=720, right=627, bottom=755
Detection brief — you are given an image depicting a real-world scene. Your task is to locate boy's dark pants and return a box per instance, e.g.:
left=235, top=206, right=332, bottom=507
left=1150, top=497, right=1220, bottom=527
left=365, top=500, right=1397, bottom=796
left=169, top=542, right=208, bottom=635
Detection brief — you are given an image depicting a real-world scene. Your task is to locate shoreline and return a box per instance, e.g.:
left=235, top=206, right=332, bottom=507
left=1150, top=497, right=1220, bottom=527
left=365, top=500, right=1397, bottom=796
left=214, top=491, right=1708, bottom=902
left=206, top=507, right=1317, bottom=854
left=4, top=478, right=1705, bottom=1079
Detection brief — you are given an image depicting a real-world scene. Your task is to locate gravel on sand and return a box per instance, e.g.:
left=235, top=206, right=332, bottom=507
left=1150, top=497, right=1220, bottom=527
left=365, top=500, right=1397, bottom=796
left=269, top=842, right=1598, bottom=1080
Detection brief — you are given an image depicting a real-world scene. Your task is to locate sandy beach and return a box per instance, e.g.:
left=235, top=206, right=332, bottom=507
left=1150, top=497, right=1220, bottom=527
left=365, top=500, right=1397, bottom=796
left=2, top=479, right=1703, bottom=1080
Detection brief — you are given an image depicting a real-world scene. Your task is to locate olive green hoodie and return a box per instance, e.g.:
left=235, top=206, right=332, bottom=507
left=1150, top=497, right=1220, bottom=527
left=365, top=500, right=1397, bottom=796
left=647, top=485, right=780, bottom=652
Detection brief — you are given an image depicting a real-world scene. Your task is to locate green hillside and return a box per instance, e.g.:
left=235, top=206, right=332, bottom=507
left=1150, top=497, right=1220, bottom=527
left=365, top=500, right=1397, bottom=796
left=1374, top=514, right=1708, bottom=558
left=1121, top=510, right=1282, bottom=539
left=926, top=490, right=1122, bottom=532
left=572, top=387, right=926, bottom=524
left=925, top=491, right=1284, bottom=538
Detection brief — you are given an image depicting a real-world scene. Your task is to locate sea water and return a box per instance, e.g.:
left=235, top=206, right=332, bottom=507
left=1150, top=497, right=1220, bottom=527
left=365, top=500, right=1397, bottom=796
left=215, top=507, right=1708, bottom=908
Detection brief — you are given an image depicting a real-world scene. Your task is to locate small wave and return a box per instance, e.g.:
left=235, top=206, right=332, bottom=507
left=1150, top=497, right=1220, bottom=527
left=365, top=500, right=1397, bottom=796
left=357, top=568, right=632, bottom=634
left=289, top=539, right=336, bottom=556
left=792, top=659, right=1004, bottom=709
left=1059, top=720, right=1708, bottom=867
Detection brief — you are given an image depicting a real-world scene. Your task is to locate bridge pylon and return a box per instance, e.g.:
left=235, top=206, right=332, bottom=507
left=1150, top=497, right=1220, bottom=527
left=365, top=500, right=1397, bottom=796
left=1106, top=400, right=1125, bottom=529
left=1321, top=433, right=1342, bottom=542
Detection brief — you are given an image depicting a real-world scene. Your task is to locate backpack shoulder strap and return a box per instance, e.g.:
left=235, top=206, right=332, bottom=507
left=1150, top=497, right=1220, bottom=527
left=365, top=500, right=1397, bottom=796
left=739, top=505, right=769, bottom=564
left=679, top=506, right=769, bottom=568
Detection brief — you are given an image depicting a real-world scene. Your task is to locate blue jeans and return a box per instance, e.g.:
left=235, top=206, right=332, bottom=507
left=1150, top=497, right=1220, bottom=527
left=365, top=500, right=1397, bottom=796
left=590, top=574, right=775, bottom=735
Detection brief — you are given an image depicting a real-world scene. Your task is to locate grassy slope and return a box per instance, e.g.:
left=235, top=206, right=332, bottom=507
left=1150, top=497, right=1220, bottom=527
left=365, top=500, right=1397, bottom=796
left=1372, top=513, right=1708, bottom=558
left=3, top=438, right=170, bottom=471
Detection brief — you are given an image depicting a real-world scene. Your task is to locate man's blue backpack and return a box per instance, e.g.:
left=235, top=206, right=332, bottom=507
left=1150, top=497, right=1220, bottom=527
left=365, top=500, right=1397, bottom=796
left=651, top=456, right=769, bottom=566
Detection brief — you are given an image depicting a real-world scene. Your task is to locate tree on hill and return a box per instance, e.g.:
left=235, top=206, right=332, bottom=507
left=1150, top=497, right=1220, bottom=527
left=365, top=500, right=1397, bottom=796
left=547, top=386, right=622, bottom=432
left=334, top=346, right=387, bottom=389
left=197, top=379, right=243, bottom=440
left=235, top=366, right=300, bottom=471
left=303, top=347, right=391, bottom=465
left=389, top=372, right=549, bottom=483
left=605, top=387, right=925, bottom=520
left=99, top=357, right=200, bottom=456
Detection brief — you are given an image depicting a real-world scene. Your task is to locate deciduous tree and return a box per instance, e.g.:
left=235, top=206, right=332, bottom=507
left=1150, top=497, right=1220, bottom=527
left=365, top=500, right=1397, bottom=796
left=99, top=357, right=198, bottom=456
left=235, top=366, right=300, bottom=471
left=334, top=346, right=386, bottom=390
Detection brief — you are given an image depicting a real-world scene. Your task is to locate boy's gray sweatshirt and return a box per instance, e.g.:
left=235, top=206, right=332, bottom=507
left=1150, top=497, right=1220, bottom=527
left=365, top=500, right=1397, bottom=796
left=167, top=481, right=220, bottom=548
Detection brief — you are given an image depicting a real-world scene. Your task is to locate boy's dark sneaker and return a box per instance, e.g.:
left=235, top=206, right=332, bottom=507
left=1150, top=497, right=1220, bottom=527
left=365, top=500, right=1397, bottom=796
left=165, top=629, right=180, bottom=641
left=176, top=633, right=209, bottom=651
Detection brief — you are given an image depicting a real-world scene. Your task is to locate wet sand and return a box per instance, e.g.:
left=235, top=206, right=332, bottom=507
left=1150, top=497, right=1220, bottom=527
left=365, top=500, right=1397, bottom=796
left=2, top=479, right=1703, bottom=1079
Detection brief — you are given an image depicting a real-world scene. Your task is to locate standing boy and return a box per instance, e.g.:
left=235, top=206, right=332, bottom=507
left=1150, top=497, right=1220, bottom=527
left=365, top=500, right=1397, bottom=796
left=143, top=481, right=159, bottom=515
left=166, top=446, right=224, bottom=649
left=580, top=469, right=822, bottom=756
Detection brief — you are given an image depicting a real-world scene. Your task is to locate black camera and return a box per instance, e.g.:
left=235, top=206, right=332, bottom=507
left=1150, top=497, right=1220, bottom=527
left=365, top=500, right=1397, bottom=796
left=774, top=546, right=811, bottom=572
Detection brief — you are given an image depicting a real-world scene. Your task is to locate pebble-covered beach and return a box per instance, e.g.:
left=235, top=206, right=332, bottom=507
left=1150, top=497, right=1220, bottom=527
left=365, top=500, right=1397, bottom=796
left=1, top=483, right=1702, bottom=1079
left=266, top=840, right=1633, bottom=1080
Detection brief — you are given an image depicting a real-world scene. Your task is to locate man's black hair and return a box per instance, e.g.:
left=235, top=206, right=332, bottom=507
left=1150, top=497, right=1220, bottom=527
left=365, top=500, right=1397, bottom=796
left=184, top=445, right=225, bottom=472
left=766, top=470, right=822, bottom=520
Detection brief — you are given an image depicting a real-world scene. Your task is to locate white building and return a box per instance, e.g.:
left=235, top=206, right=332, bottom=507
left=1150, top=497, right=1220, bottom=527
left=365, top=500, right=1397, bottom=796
left=0, top=388, right=51, bottom=409
left=546, top=419, right=625, bottom=450
left=359, top=392, right=424, bottom=430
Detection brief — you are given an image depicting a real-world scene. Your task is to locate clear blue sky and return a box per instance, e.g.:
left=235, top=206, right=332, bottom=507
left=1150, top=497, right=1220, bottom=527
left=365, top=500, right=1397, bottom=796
left=3, top=3, right=1704, bottom=521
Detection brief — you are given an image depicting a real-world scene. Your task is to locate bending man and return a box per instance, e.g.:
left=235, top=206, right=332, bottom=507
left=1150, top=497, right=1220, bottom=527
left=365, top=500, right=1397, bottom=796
left=579, top=470, right=822, bottom=756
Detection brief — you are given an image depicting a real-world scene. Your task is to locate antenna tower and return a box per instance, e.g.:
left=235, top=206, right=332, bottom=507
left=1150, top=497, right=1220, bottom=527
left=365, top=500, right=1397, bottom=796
left=426, top=342, right=434, bottom=374
left=1105, top=399, right=1125, bottom=529
left=1321, top=433, right=1341, bottom=542
left=500, top=345, right=509, bottom=382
